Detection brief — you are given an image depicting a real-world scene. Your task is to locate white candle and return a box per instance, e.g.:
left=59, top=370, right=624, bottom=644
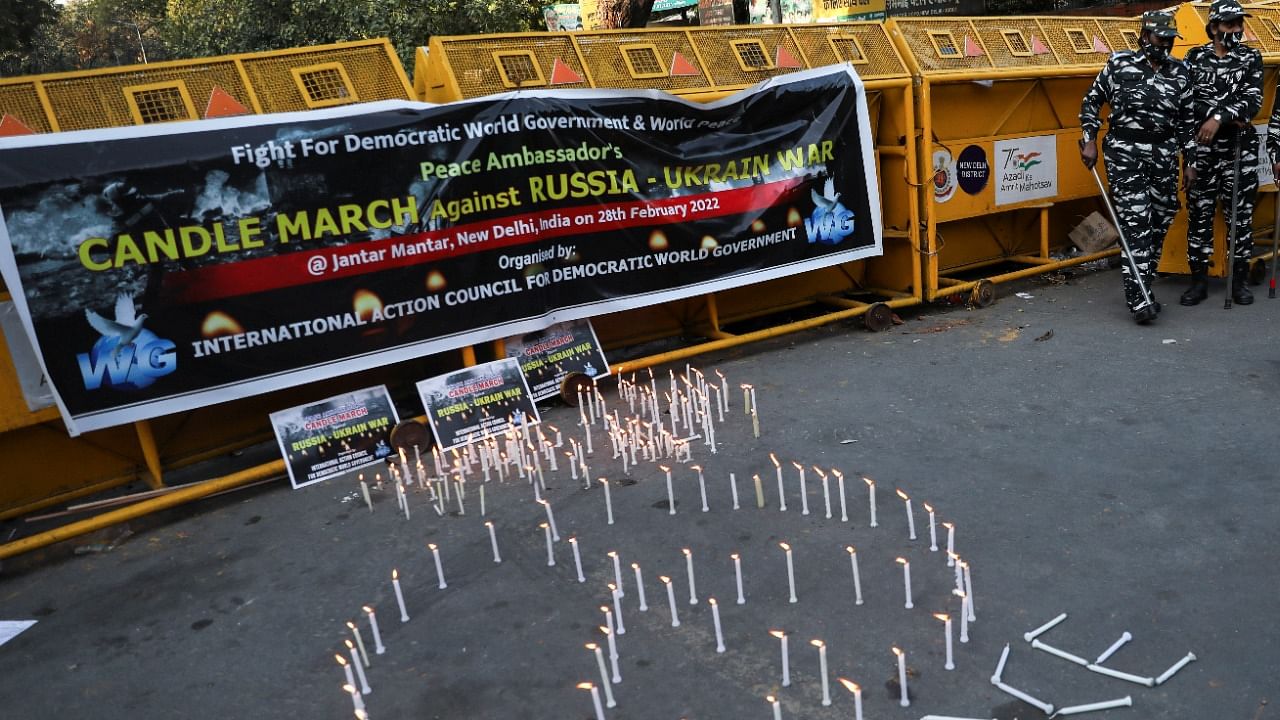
left=598, top=477, right=614, bottom=525
left=729, top=472, right=740, bottom=509
left=609, top=583, right=626, bottom=634
left=751, top=406, right=760, bottom=438
left=347, top=640, right=371, bottom=694
left=607, top=551, right=625, bottom=597
left=786, top=463, right=806, bottom=516
left=962, top=562, right=975, bottom=620
left=1155, top=652, right=1196, bottom=685
left=769, top=630, right=790, bottom=686
left=780, top=542, right=797, bottom=603
left=343, top=683, right=365, bottom=713
left=936, top=614, right=954, bottom=670
left=360, top=480, right=372, bottom=512
left=993, top=642, right=1011, bottom=684
left=950, top=553, right=963, bottom=592
left=995, top=681, right=1055, bottom=715
left=337, top=653, right=356, bottom=691
left=399, top=482, right=411, bottom=520
left=812, top=639, right=832, bottom=706
left=896, top=489, right=916, bottom=540
left=897, top=557, right=912, bottom=609
left=753, top=474, right=765, bottom=509
left=346, top=621, right=369, bottom=667
left=838, top=679, right=863, bottom=720
left=660, top=576, right=680, bottom=626
left=831, top=469, right=848, bottom=523
left=710, top=598, right=726, bottom=653
left=486, top=521, right=501, bottom=563
left=453, top=479, right=464, bottom=516
left=749, top=387, right=757, bottom=415
left=577, top=682, right=607, bottom=720
left=1024, top=612, right=1068, bottom=642
left=741, top=384, right=751, bottom=414
left=893, top=646, right=909, bottom=707
left=683, top=548, right=698, bottom=604
left=632, top=563, right=648, bottom=611
left=924, top=503, right=937, bottom=551
left=1095, top=632, right=1133, bottom=665
left=428, top=543, right=447, bottom=589
left=363, top=606, right=386, bottom=654
left=1031, top=638, right=1088, bottom=666
left=814, top=467, right=831, bottom=519
left=1085, top=663, right=1154, bottom=687
left=570, top=537, right=585, bottom=582
left=538, top=499, right=559, bottom=541
left=661, top=465, right=676, bottom=515
left=568, top=452, right=579, bottom=480
left=732, top=553, right=745, bottom=604
left=957, top=591, right=970, bottom=643
left=541, top=523, right=555, bottom=566
left=864, top=477, right=877, bottom=527
left=391, top=569, right=409, bottom=623
left=586, top=645, right=616, bottom=707
left=694, top=465, right=708, bottom=512
left=1057, top=697, right=1134, bottom=716
left=768, top=695, right=782, bottom=720
left=771, top=455, right=787, bottom=512
left=479, top=484, right=486, bottom=516
left=944, top=522, right=956, bottom=565
left=845, top=546, right=863, bottom=605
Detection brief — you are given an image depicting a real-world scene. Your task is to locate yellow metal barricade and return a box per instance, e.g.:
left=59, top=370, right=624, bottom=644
left=415, top=25, right=924, bottom=360
left=887, top=15, right=1134, bottom=303
left=0, top=40, right=414, bottom=519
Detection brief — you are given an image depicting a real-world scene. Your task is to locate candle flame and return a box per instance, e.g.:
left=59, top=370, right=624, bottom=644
left=831, top=468, right=843, bottom=478
left=607, top=583, right=617, bottom=591
left=770, top=453, right=780, bottom=467
left=568, top=537, right=578, bottom=544
left=362, top=605, right=374, bottom=614
left=343, top=683, right=357, bottom=694
left=585, top=643, right=598, bottom=650
left=682, top=547, right=692, bottom=556
left=607, top=550, right=618, bottom=558
left=540, top=522, right=549, bottom=529
left=863, top=476, right=874, bottom=487
left=392, top=569, right=399, bottom=580
left=600, top=606, right=610, bottom=613
left=923, top=502, right=934, bottom=512
left=792, top=461, right=802, bottom=470
left=659, top=465, right=670, bottom=472
left=769, top=630, right=785, bottom=639
left=896, top=489, right=909, bottom=500
left=577, top=682, right=594, bottom=690
left=779, top=542, right=791, bottom=551
left=598, top=625, right=611, bottom=635
left=709, top=597, right=717, bottom=606
left=812, top=467, right=826, bottom=478
left=485, top=520, right=493, bottom=528
left=346, top=621, right=356, bottom=630
left=838, top=678, right=860, bottom=693
left=691, top=464, right=702, bottom=472
left=845, top=545, right=856, bottom=554
left=766, top=695, right=777, bottom=703
left=730, top=553, right=739, bottom=560
left=942, top=522, right=954, bottom=529
left=631, top=562, right=640, bottom=569
left=896, top=557, right=908, bottom=565
left=953, top=589, right=967, bottom=599
left=335, top=654, right=348, bottom=666
left=892, top=646, right=903, bottom=656
left=428, top=543, right=438, bottom=550
left=659, top=575, right=671, bottom=584
left=934, top=613, right=949, bottom=622
left=810, top=639, right=824, bottom=648
left=344, top=639, right=355, bottom=649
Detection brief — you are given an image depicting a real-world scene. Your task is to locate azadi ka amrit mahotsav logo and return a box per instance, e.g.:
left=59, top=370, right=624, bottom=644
left=77, top=293, right=176, bottom=390
left=804, top=178, right=854, bottom=245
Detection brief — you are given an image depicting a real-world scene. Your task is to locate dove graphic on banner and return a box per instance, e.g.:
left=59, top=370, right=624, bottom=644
left=77, top=293, right=175, bottom=391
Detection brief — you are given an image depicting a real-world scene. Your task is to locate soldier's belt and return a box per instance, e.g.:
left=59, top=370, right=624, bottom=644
left=1106, top=127, right=1174, bottom=144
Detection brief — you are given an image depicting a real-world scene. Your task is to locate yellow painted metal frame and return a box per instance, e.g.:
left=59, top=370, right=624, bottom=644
left=1000, top=30, right=1034, bottom=58
left=926, top=30, right=963, bottom=59
left=290, top=62, right=360, bottom=109
left=730, top=39, right=776, bottom=71
left=493, top=50, right=549, bottom=88
left=122, top=80, right=198, bottom=124
left=619, top=43, right=670, bottom=79
left=827, top=35, right=870, bottom=65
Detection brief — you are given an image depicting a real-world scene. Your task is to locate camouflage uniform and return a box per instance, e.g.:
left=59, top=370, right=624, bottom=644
left=1080, top=43, right=1195, bottom=315
left=1184, top=4, right=1263, bottom=303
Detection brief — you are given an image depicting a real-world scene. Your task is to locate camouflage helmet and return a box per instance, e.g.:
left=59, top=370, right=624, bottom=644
left=1208, top=0, right=1250, bottom=24
left=1141, top=10, right=1181, bottom=39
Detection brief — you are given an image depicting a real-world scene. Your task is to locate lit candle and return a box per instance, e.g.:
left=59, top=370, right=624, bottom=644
left=343, top=683, right=365, bottom=713
left=864, top=477, right=877, bottom=527
left=897, top=557, right=912, bottom=609
left=936, top=613, right=954, bottom=670
left=600, top=477, right=615, bottom=525
left=486, top=521, right=501, bottom=563
left=660, top=576, right=680, bottom=626
left=845, top=546, right=863, bottom=605
left=732, top=553, right=745, bottom=604
left=893, top=646, right=909, bottom=707
left=780, top=542, right=797, bottom=603
left=1155, top=652, right=1196, bottom=685
left=585, top=644, right=616, bottom=708
left=716, top=369, right=728, bottom=412
left=661, top=465, right=676, bottom=515
left=600, top=606, right=617, bottom=658
left=632, top=563, right=648, bottom=611
left=392, top=569, right=409, bottom=623
left=769, top=630, right=790, bottom=686
left=346, top=621, right=369, bottom=667
left=569, top=452, right=580, bottom=480
left=729, top=472, right=740, bottom=510
left=346, top=639, right=371, bottom=694
left=944, top=522, right=955, bottom=565
left=838, top=678, right=863, bottom=720
left=896, top=489, right=916, bottom=540
left=541, top=523, right=555, bottom=566
left=1095, top=632, right=1133, bottom=665
left=956, top=590, right=970, bottom=643
left=360, top=479, right=372, bottom=513
left=753, top=474, right=765, bottom=509
left=741, top=384, right=751, bottom=414
left=336, top=653, right=356, bottom=691
left=771, top=454, right=787, bottom=512
left=962, top=561, right=975, bottom=620
left=924, top=502, right=937, bottom=551
left=609, top=583, right=626, bottom=634
left=607, top=551, right=625, bottom=597
left=363, top=605, right=386, bottom=654
left=428, top=543, right=447, bottom=589
left=569, top=536, right=586, bottom=582
left=710, top=598, right=726, bottom=653
left=577, top=682, right=607, bottom=720
left=792, top=462, right=809, bottom=515
left=453, top=479, right=463, bottom=516
left=815, top=467, right=831, bottom=519
left=767, top=695, right=782, bottom=720
left=812, top=639, right=832, bottom=705
left=694, top=465, right=709, bottom=512
left=683, top=548, right=698, bottom=605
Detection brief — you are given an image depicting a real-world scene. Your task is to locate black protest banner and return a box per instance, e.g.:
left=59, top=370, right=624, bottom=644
left=0, top=65, right=881, bottom=435
left=269, top=385, right=399, bottom=489
left=505, top=319, right=608, bottom=402
left=417, top=358, right=540, bottom=451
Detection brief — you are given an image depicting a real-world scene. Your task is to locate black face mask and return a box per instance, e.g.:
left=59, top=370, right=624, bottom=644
left=1143, top=40, right=1171, bottom=63
left=1220, top=30, right=1244, bottom=49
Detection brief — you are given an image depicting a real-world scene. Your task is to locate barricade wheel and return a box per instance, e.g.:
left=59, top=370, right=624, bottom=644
left=561, top=373, right=593, bottom=405
left=863, top=302, right=894, bottom=332
left=970, top=280, right=996, bottom=308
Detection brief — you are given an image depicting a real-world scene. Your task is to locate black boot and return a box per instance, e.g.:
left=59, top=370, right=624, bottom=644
left=1232, top=261, right=1254, bottom=305
left=1180, top=269, right=1208, bottom=306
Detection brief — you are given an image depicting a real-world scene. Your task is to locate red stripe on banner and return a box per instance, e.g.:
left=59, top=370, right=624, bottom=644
left=163, top=178, right=804, bottom=303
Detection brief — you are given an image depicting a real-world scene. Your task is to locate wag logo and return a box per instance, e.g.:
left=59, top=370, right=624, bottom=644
left=76, top=293, right=176, bottom=391
left=804, top=177, right=855, bottom=246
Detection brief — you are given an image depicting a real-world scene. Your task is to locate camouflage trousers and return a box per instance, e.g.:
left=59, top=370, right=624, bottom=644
left=1102, top=135, right=1180, bottom=311
left=1186, top=129, right=1258, bottom=272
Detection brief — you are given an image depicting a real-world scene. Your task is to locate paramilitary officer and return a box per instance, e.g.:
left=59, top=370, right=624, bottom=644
left=1080, top=10, right=1196, bottom=324
left=1181, top=0, right=1262, bottom=307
